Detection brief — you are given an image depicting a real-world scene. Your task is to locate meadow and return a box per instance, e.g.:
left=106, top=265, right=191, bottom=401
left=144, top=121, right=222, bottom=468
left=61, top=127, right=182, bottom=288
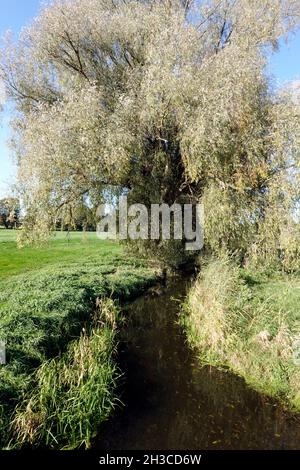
left=0, top=229, right=158, bottom=449
left=0, top=229, right=120, bottom=279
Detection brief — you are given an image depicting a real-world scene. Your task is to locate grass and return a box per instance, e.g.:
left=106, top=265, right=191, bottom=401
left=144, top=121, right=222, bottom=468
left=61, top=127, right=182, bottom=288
left=181, top=257, right=300, bottom=411
left=0, top=229, right=121, bottom=279
left=13, top=300, right=120, bottom=449
left=0, top=229, right=159, bottom=449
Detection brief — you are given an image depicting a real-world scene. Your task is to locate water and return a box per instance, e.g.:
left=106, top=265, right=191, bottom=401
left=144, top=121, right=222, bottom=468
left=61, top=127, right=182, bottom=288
left=96, top=274, right=300, bottom=450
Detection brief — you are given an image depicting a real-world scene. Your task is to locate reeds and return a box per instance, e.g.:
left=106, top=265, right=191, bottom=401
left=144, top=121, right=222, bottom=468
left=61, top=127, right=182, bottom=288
left=182, top=256, right=300, bottom=410
left=13, top=300, right=120, bottom=449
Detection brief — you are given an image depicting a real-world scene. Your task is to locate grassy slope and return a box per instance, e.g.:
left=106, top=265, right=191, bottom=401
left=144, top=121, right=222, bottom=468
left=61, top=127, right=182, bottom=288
left=182, top=259, right=300, bottom=411
left=0, top=230, right=158, bottom=448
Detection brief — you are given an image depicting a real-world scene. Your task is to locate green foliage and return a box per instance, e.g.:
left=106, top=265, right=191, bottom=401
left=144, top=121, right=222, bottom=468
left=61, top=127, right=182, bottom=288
left=13, top=300, right=119, bottom=449
left=0, top=198, right=20, bottom=229
left=124, top=238, right=195, bottom=269
left=182, top=257, right=300, bottom=409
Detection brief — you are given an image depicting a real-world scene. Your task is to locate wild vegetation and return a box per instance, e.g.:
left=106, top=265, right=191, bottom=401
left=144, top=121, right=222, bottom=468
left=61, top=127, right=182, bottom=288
left=0, top=231, right=158, bottom=448
left=0, top=0, right=300, bottom=449
left=182, top=257, right=300, bottom=409
left=0, top=0, right=300, bottom=266
left=13, top=299, right=120, bottom=449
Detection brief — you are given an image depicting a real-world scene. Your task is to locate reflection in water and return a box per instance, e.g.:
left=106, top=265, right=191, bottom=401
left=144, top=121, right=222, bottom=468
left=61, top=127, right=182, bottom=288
left=96, top=275, right=300, bottom=450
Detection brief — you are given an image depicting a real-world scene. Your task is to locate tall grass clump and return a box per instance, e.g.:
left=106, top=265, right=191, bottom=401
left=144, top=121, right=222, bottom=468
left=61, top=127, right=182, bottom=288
left=182, top=256, right=300, bottom=410
left=13, top=299, right=119, bottom=449
left=182, top=257, right=247, bottom=363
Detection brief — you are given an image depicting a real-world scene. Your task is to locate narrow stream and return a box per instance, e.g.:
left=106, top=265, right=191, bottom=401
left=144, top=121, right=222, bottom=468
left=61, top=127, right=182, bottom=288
left=96, top=274, right=300, bottom=450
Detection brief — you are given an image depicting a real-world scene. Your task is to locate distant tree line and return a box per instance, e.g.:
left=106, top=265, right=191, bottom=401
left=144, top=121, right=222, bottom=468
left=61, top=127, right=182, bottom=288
left=55, top=200, right=98, bottom=232
left=0, top=198, right=21, bottom=229
left=0, top=197, right=98, bottom=231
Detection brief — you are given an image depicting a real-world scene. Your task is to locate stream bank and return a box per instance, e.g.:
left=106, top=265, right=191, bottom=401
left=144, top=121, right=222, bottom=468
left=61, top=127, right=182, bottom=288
left=96, top=274, right=300, bottom=450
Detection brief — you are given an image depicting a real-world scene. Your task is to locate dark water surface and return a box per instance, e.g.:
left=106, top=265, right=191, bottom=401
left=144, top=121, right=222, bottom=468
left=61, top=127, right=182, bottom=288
left=96, top=275, right=300, bottom=450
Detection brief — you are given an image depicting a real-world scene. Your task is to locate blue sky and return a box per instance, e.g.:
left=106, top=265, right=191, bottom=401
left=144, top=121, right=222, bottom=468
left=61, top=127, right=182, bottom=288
left=0, top=0, right=300, bottom=198
left=0, top=0, right=43, bottom=198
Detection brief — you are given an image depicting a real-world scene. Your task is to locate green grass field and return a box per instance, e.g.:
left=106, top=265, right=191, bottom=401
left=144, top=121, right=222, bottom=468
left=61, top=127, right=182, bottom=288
left=0, top=229, right=158, bottom=449
left=0, top=229, right=122, bottom=279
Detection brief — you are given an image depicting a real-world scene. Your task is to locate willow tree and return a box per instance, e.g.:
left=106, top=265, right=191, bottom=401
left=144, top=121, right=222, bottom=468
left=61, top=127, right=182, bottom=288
left=1, top=0, right=300, bottom=265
